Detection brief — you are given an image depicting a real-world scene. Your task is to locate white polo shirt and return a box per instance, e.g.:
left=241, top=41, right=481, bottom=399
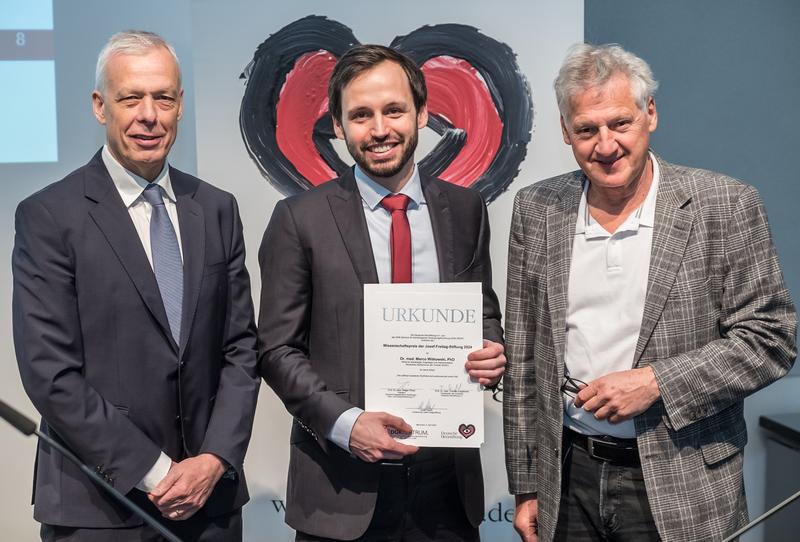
left=563, top=154, right=660, bottom=438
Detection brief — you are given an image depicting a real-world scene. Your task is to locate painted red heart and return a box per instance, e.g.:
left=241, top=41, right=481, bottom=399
left=458, top=423, right=476, bottom=439
left=240, top=15, right=532, bottom=203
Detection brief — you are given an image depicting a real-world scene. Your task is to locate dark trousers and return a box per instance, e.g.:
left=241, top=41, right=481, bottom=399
left=296, top=449, right=479, bottom=542
left=41, top=494, right=242, bottom=542
left=554, top=440, right=660, bottom=541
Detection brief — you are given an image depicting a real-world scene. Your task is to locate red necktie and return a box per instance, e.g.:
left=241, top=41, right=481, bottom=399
left=380, top=194, right=412, bottom=283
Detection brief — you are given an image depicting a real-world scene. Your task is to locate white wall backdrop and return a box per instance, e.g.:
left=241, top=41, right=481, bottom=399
left=189, top=1, right=581, bottom=540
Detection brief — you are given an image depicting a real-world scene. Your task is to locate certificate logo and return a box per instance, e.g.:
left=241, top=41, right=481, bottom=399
left=458, top=423, right=476, bottom=439
left=239, top=15, right=533, bottom=203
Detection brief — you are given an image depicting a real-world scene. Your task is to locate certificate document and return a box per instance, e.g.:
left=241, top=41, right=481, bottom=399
left=364, top=282, right=484, bottom=447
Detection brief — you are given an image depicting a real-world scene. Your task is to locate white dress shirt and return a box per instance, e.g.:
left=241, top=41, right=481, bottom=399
left=101, top=146, right=178, bottom=491
left=563, top=154, right=660, bottom=438
left=328, top=165, right=441, bottom=451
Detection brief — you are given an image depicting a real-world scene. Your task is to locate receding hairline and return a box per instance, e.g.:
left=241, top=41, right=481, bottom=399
left=95, top=31, right=182, bottom=93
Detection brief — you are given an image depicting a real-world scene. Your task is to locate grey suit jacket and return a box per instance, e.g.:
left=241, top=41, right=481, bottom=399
left=13, top=151, right=260, bottom=528
left=503, top=154, right=796, bottom=542
left=258, top=169, right=503, bottom=539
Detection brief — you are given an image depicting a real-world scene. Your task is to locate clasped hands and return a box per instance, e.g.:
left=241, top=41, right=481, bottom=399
left=147, top=453, right=226, bottom=521
left=349, top=340, right=505, bottom=463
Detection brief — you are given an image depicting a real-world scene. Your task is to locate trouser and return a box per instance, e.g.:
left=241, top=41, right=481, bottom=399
left=41, top=495, right=242, bottom=542
left=554, top=429, right=660, bottom=541
left=296, top=449, right=479, bottom=542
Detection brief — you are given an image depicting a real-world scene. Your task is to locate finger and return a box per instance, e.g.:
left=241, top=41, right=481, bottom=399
left=574, top=385, right=597, bottom=407
left=467, top=341, right=503, bottom=361
left=581, top=394, right=607, bottom=413
left=592, top=404, right=613, bottom=420
left=381, top=413, right=412, bottom=434
left=153, top=484, right=189, bottom=508
left=150, top=465, right=181, bottom=498
left=385, top=440, right=419, bottom=457
left=467, top=367, right=504, bottom=380
left=466, top=356, right=506, bottom=372
left=166, top=506, right=197, bottom=522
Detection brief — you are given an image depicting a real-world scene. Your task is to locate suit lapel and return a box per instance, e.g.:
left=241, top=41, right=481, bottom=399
left=172, top=169, right=204, bottom=358
left=546, top=176, right=583, bottom=374
left=633, top=157, right=693, bottom=364
left=422, top=176, right=455, bottom=282
left=328, top=170, right=379, bottom=285
left=85, top=153, right=176, bottom=351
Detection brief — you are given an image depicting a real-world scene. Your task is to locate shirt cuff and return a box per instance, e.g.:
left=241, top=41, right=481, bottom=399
left=328, top=407, right=364, bottom=452
left=135, top=452, right=172, bottom=492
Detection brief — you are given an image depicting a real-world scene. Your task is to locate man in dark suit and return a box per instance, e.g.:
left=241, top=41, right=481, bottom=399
left=504, top=44, right=796, bottom=542
left=258, top=45, right=505, bottom=541
left=13, top=31, right=259, bottom=541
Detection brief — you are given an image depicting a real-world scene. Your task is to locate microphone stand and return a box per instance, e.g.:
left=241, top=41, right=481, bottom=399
left=0, top=399, right=182, bottom=542
left=721, top=488, right=800, bottom=542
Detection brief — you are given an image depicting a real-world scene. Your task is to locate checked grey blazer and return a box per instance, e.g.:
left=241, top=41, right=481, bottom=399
left=503, top=154, right=796, bottom=542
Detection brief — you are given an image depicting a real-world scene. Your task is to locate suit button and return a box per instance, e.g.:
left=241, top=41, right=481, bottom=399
left=179, top=361, right=186, bottom=368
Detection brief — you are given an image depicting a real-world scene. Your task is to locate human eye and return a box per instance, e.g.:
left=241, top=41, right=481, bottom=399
left=350, top=110, right=370, bottom=121
left=156, top=94, right=177, bottom=108
left=385, top=106, right=405, bottom=117
left=613, top=118, right=632, bottom=130
left=574, top=125, right=596, bottom=138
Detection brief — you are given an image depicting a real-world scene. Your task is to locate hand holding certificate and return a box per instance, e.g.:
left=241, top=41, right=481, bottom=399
left=364, top=282, right=486, bottom=447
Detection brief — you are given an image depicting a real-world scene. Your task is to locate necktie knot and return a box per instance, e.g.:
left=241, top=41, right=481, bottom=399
left=380, top=194, right=410, bottom=214
left=142, top=183, right=166, bottom=207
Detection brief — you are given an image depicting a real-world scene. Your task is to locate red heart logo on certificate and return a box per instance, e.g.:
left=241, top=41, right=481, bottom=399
left=239, top=15, right=532, bottom=203
left=458, top=423, right=476, bottom=439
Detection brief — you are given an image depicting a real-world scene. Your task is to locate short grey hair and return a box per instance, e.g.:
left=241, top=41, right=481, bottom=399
left=554, top=43, right=658, bottom=120
left=95, top=30, right=181, bottom=92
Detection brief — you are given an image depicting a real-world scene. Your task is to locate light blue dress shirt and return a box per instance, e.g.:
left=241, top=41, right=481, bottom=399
left=328, top=165, right=441, bottom=451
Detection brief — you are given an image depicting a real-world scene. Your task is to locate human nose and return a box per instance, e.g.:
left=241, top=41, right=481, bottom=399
left=594, top=126, right=618, bottom=156
left=136, top=97, right=157, bottom=124
left=370, top=115, right=389, bottom=138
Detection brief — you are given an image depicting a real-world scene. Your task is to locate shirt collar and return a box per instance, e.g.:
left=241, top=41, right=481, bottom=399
left=354, top=164, right=425, bottom=211
left=101, top=145, right=176, bottom=208
left=575, top=151, right=660, bottom=237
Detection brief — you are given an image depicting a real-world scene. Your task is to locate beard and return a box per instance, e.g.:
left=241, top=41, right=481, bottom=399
left=347, top=128, right=419, bottom=179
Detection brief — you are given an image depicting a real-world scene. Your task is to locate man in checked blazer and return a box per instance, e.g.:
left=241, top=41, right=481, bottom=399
left=504, top=44, right=796, bottom=541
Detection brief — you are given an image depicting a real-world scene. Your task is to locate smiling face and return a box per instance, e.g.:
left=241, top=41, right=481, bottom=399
left=332, top=60, right=428, bottom=191
left=92, top=47, right=183, bottom=181
left=561, top=74, right=657, bottom=197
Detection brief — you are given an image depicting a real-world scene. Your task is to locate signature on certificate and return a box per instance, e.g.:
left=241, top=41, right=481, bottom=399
left=434, top=383, right=466, bottom=393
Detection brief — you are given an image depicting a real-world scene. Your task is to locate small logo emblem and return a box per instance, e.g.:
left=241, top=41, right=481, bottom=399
left=458, top=423, right=476, bottom=439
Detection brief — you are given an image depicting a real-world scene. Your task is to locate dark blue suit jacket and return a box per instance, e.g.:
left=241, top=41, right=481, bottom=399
left=12, top=150, right=260, bottom=528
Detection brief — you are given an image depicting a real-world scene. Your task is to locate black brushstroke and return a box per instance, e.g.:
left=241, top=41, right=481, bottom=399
left=239, top=15, right=357, bottom=196
left=239, top=17, right=533, bottom=203
left=422, top=113, right=466, bottom=175
left=392, top=24, right=533, bottom=203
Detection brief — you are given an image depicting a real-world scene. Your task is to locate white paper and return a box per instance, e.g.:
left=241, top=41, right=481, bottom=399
left=364, top=282, right=484, bottom=447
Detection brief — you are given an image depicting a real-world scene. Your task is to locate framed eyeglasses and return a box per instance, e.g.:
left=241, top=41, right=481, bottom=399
left=561, top=375, right=587, bottom=399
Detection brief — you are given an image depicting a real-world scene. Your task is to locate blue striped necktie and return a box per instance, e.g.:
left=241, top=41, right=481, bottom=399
left=141, top=183, right=183, bottom=344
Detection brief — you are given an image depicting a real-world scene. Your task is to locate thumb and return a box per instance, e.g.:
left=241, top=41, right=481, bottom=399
left=149, top=462, right=180, bottom=497
left=381, top=413, right=412, bottom=434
